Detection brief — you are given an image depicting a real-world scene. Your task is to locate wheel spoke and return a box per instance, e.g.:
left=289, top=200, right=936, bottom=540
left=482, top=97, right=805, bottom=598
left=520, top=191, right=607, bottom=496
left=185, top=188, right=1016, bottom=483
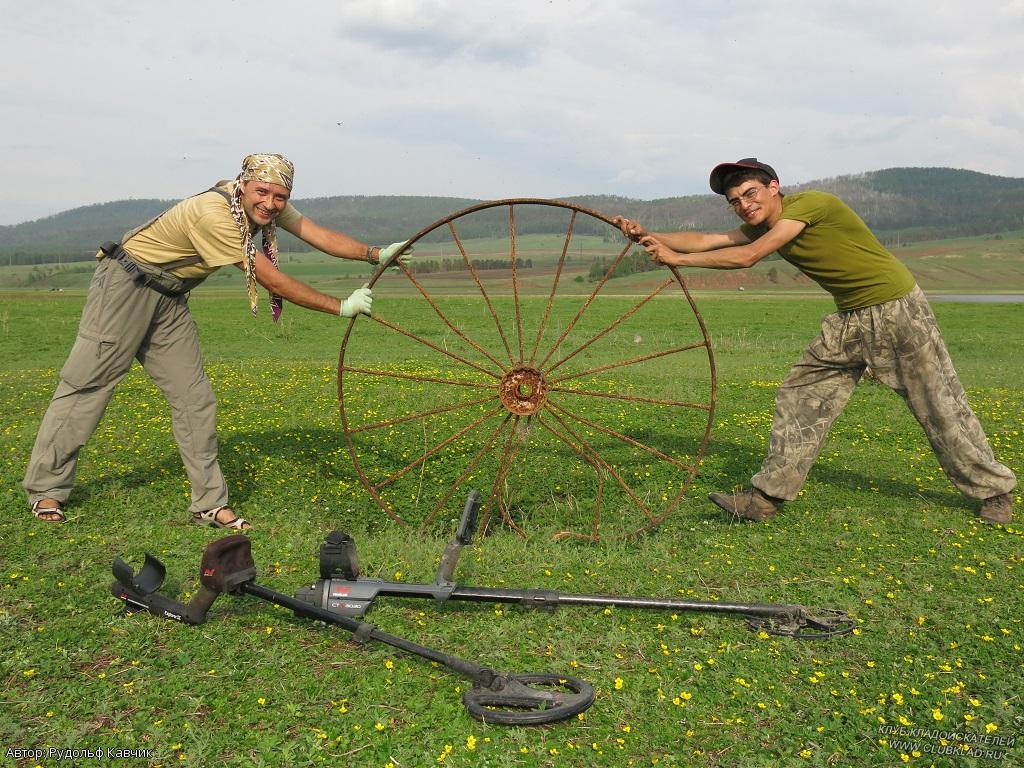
left=544, top=277, right=675, bottom=375
left=509, top=205, right=525, bottom=363
left=528, top=209, right=576, bottom=366
left=536, top=239, right=634, bottom=370
left=449, top=220, right=515, bottom=366
left=549, top=385, right=713, bottom=410
left=479, top=416, right=528, bottom=536
left=423, top=413, right=515, bottom=527
left=552, top=454, right=605, bottom=543
left=341, top=365, right=496, bottom=391
left=546, top=398, right=694, bottom=471
left=549, top=340, right=708, bottom=385
left=536, top=412, right=655, bottom=524
left=349, top=394, right=501, bottom=435
left=368, top=315, right=502, bottom=380
left=532, top=405, right=605, bottom=542
left=391, top=260, right=511, bottom=372
left=371, top=404, right=506, bottom=491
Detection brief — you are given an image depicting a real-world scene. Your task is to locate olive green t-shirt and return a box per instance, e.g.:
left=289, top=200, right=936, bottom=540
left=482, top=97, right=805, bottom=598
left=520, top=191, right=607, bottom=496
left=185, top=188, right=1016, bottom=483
left=741, top=190, right=915, bottom=310
left=114, top=181, right=302, bottom=279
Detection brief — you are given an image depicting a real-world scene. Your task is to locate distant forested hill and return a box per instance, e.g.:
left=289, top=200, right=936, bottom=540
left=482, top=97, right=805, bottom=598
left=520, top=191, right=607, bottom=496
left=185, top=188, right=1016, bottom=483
left=2, top=167, right=1022, bottom=264
left=790, top=168, right=1024, bottom=238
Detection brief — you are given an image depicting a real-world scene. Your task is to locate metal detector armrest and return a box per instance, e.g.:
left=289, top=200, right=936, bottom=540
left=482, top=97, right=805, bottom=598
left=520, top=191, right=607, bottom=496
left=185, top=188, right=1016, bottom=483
left=319, top=531, right=361, bottom=580
left=455, top=489, right=481, bottom=544
left=110, top=554, right=219, bottom=625
left=434, top=490, right=481, bottom=588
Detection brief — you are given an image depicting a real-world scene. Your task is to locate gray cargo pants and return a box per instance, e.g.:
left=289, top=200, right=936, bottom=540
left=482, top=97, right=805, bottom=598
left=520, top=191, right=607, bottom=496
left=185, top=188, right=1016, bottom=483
left=23, top=257, right=228, bottom=514
left=752, top=286, right=1016, bottom=501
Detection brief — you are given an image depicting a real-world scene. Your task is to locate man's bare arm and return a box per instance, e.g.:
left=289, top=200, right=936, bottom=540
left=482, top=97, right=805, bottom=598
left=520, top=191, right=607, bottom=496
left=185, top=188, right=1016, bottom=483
left=235, top=251, right=342, bottom=314
left=611, top=216, right=749, bottom=252
left=280, top=215, right=372, bottom=262
left=641, top=219, right=806, bottom=269
left=649, top=229, right=750, bottom=253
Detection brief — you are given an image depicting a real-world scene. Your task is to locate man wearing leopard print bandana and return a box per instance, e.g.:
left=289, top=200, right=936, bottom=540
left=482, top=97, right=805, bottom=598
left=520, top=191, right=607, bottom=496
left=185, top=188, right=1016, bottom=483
left=23, top=153, right=413, bottom=530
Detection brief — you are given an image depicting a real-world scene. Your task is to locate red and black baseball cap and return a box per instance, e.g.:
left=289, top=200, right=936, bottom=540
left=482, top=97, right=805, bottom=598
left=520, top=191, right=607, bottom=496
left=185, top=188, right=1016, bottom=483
left=709, top=158, right=779, bottom=195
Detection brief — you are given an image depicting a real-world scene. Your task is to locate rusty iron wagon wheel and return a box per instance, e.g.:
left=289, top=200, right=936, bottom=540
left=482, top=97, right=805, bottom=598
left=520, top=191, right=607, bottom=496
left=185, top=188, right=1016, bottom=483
left=337, top=199, right=716, bottom=540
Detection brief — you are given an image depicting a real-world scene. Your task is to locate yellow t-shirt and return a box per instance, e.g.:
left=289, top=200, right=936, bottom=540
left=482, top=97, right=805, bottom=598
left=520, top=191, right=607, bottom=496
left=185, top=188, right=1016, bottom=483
left=116, top=181, right=301, bottom=278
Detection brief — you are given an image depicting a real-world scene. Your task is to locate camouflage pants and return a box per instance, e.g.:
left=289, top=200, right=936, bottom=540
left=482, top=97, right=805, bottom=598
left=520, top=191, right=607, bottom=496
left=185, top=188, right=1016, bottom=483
left=752, top=286, right=1016, bottom=501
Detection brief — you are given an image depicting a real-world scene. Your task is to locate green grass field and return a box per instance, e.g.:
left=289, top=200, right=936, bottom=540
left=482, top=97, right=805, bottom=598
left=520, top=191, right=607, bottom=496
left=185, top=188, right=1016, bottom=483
left=1, top=260, right=1022, bottom=767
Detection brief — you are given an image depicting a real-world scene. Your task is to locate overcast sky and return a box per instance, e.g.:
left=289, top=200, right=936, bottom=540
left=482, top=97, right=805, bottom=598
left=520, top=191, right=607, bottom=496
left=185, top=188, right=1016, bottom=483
left=2, top=1, right=1022, bottom=225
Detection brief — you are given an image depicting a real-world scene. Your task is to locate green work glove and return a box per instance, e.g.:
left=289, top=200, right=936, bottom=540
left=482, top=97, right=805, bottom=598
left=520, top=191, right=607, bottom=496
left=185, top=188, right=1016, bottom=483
left=379, top=241, right=414, bottom=266
left=339, top=286, right=372, bottom=317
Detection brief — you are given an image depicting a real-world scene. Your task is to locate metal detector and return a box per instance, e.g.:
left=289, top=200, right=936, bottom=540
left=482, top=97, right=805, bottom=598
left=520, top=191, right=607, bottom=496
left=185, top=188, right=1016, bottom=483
left=111, top=535, right=594, bottom=725
left=296, top=491, right=855, bottom=640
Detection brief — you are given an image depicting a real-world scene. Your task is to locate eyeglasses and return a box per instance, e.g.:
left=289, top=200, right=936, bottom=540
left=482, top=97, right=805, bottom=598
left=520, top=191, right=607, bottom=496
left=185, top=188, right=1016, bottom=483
left=726, top=186, right=765, bottom=209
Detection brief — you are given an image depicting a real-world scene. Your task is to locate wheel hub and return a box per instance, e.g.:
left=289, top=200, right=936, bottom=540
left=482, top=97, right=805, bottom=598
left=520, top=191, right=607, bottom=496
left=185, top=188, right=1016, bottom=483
left=498, top=367, right=548, bottom=416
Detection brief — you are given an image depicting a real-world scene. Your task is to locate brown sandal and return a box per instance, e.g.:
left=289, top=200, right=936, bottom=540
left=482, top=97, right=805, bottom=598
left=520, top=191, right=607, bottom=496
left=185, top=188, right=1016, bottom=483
left=31, top=500, right=67, bottom=523
left=191, top=505, right=251, bottom=530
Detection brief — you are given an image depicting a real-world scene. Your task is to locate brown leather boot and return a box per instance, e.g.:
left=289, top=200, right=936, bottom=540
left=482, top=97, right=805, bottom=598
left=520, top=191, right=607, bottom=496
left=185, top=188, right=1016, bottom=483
left=708, top=487, right=782, bottom=522
left=978, top=493, right=1013, bottom=524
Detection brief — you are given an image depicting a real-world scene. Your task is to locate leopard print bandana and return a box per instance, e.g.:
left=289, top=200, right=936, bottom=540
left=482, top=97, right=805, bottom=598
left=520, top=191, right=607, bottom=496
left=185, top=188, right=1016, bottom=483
left=239, top=153, right=294, bottom=191
left=230, top=154, right=294, bottom=320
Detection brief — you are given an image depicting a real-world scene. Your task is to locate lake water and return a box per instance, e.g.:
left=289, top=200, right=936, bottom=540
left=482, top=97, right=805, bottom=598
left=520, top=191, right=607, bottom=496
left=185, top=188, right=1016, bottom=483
left=929, top=294, right=1024, bottom=303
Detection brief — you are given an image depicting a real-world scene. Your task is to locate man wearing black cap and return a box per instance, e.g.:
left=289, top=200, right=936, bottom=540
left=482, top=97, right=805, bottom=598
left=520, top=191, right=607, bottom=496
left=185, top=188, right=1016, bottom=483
left=614, top=158, right=1016, bottom=524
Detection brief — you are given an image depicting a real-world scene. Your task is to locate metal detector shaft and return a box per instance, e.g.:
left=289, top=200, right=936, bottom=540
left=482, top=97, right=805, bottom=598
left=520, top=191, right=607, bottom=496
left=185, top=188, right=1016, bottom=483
left=242, top=582, right=491, bottom=682
left=304, top=489, right=855, bottom=639
left=302, top=577, right=854, bottom=638
left=444, top=587, right=854, bottom=639
left=307, top=579, right=805, bottom=619
left=444, top=586, right=805, bottom=619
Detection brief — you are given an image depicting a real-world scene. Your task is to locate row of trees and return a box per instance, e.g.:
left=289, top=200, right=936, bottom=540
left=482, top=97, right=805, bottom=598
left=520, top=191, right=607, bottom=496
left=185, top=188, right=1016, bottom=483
left=409, top=258, right=533, bottom=274
left=586, top=250, right=660, bottom=281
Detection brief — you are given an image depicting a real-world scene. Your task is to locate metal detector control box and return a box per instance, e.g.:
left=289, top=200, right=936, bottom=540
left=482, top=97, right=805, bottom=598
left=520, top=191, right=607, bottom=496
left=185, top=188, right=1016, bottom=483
left=295, top=490, right=481, bottom=617
left=296, top=579, right=378, bottom=617
left=295, top=577, right=458, bottom=617
left=324, top=579, right=374, bottom=614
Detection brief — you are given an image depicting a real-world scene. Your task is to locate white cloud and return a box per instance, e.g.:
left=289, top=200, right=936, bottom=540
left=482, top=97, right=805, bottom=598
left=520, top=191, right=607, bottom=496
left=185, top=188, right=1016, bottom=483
left=1, top=0, right=1022, bottom=224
